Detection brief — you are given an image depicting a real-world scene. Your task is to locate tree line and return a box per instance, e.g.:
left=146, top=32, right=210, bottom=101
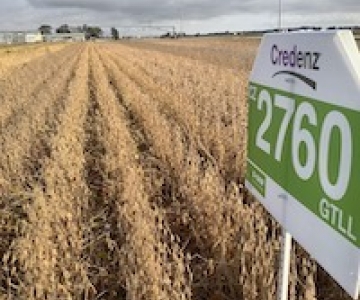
left=38, top=24, right=120, bottom=40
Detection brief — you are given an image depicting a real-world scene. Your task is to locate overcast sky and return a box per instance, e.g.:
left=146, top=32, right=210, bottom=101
left=1, top=0, right=360, bottom=34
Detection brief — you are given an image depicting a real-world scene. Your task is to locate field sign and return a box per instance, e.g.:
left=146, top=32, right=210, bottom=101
left=245, top=30, right=360, bottom=298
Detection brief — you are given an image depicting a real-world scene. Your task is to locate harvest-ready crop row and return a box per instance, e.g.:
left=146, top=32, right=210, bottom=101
left=0, top=40, right=349, bottom=300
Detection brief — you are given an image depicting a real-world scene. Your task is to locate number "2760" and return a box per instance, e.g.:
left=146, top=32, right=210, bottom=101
left=250, top=86, right=352, bottom=201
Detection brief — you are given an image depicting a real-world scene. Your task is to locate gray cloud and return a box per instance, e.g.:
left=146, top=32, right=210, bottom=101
left=27, top=0, right=273, bottom=20
left=26, top=0, right=360, bottom=16
left=1, top=0, right=359, bottom=33
left=28, top=0, right=360, bottom=20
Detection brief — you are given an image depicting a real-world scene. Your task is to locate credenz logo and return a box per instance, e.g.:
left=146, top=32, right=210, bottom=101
left=270, top=44, right=321, bottom=90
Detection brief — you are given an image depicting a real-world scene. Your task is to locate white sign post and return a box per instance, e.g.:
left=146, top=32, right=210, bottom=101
left=278, top=230, right=292, bottom=300
left=246, top=30, right=360, bottom=299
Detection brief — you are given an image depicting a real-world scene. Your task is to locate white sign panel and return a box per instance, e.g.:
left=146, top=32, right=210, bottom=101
left=245, top=30, right=360, bottom=298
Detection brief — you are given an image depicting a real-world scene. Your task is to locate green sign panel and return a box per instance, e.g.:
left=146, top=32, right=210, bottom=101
left=247, top=82, right=360, bottom=245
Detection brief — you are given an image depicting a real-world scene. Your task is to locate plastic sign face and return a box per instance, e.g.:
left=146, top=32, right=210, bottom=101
left=245, top=30, right=360, bottom=298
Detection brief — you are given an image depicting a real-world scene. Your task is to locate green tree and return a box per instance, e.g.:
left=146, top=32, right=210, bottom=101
left=86, top=26, right=103, bottom=39
left=56, top=24, right=71, bottom=34
left=39, top=24, right=52, bottom=35
left=111, top=27, right=119, bottom=40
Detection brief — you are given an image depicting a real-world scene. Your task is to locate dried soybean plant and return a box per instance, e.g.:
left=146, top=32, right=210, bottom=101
left=0, top=39, right=348, bottom=300
left=0, top=43, right=67, bottom=78
left=89, top=47, right=192, bottom=300
left=98, top=41, right=319, bottom=300
left=2, top=45, right=91, bottom=299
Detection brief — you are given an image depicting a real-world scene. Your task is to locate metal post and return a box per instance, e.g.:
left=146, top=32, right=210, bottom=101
left=278, top=229, right=292, bottom=300
left=180, top=7, right=183, bottom=33
left=278, top=0, right=282, bottom=30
